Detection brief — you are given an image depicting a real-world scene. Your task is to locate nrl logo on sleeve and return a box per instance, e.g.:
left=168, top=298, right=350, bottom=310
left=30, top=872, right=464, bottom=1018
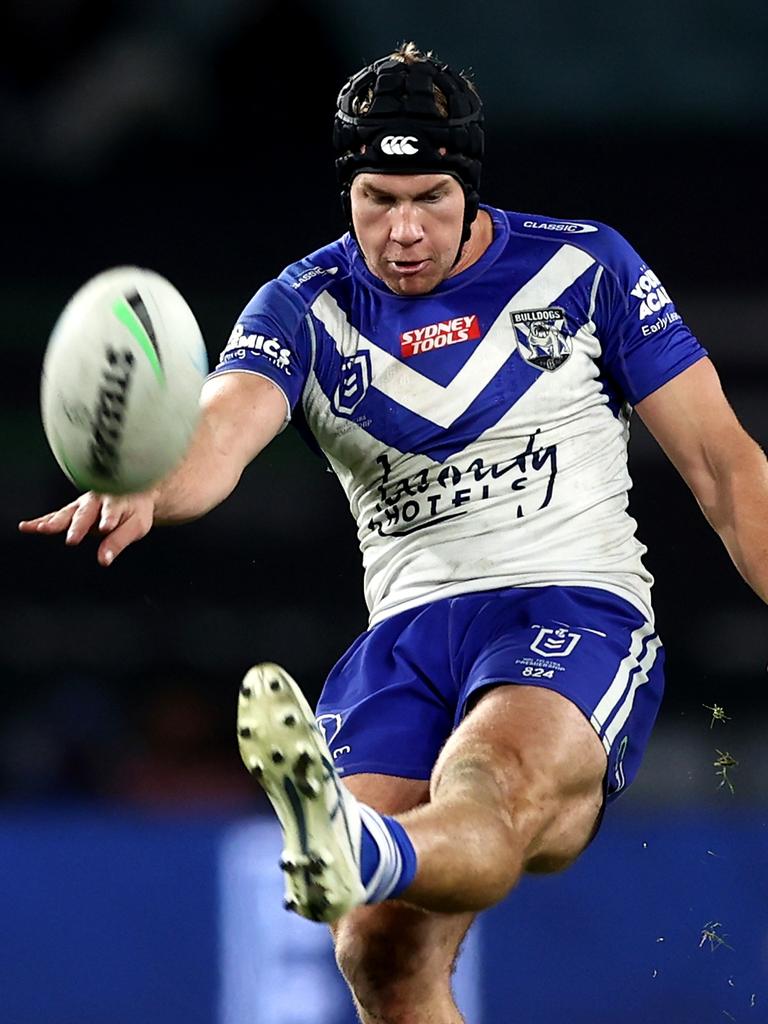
left=400, top=314, right=481, bottom=358
left=511, top=307, right=572, bottom=372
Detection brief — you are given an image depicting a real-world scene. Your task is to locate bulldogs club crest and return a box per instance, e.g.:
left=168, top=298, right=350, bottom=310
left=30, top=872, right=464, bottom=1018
left=511, top=307, right=572, bottom=372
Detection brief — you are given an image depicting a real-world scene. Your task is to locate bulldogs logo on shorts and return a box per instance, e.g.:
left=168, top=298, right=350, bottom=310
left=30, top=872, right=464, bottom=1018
left=316, top=712, right=351, bottom=762
left=317, top=712, right=344, bottom=747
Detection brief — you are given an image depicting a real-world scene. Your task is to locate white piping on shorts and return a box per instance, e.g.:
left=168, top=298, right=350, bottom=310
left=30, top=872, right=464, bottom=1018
left=601, top=636, right=662, bottom=752
left=590, top=620, right=658, bottom=751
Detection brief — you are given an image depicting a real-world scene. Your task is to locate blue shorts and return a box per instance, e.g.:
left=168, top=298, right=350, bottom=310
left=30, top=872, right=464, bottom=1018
left=316, top=585, right=664, bottom=802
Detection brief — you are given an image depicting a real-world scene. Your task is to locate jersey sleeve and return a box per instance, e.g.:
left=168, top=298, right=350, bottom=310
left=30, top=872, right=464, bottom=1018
left=209, top=278, right=312, bottom=422
left=593, top=228, right=707, bottom=406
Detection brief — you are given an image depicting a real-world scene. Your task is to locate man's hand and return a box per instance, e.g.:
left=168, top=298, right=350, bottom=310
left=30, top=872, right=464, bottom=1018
left=19, top=370, right=290, bottom=567
left=18, top=490, right=156, bottom=566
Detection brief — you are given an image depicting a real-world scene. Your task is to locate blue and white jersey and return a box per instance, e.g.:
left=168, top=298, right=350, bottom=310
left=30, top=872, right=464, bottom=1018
left=211, top=207, right=706, bottom=626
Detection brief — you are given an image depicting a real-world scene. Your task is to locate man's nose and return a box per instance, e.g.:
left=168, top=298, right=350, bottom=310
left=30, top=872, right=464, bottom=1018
left=389, top=204, right=423, bottom=246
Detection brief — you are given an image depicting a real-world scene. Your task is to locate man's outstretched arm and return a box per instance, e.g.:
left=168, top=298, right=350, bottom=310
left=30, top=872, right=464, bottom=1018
left=636, top=356, right=768, bottom=603
left=19, top=371, right=287, bottom=566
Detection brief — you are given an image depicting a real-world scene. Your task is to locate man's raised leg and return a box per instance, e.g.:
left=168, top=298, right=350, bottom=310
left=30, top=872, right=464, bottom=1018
left=237, top=664, right=606, bottom=1008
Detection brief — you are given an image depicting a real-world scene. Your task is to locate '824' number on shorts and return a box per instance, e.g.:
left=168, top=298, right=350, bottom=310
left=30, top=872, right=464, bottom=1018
left=521, top=666, right=555, bottom=679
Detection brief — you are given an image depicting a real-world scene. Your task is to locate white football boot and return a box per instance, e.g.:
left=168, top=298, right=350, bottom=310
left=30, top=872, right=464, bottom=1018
left=237, top=663, right=366, bottom=922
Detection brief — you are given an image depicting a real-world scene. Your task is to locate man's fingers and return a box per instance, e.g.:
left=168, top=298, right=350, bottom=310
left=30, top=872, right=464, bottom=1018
left=18, top=500, right=82, bottom=535
left=21, top=491, right=155, bottom=563
left=97, top=512, right=152, bottom=567
left=65, top=494, right=103, bottom=545
left=98, top=496, right=127, bottom=533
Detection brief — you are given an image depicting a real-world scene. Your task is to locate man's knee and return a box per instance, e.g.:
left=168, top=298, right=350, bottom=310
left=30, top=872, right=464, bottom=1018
left=525, top=781, right=605, bottom=874
left=430, top=686, right=606, bottom=874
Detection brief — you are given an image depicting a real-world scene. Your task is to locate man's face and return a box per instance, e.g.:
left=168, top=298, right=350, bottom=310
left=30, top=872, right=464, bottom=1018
left=350, top=173, right=464, bottom=296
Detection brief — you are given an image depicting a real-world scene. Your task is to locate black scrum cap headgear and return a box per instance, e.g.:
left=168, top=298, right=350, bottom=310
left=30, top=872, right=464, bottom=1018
left=333, top=51, right=484, bottom=251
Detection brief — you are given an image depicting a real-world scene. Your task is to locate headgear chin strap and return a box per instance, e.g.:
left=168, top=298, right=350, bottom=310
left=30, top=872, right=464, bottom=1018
left=333, top=54, right=484, bottom=258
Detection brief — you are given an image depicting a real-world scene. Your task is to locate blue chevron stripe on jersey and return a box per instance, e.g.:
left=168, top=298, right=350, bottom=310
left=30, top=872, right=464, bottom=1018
left=210, top=204, right=707, bottom=627
left=306, top=245, right=597, bottom=461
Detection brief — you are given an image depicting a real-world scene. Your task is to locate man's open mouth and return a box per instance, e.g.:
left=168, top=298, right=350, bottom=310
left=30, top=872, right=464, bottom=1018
left=391, top=259, right=429, bottom=274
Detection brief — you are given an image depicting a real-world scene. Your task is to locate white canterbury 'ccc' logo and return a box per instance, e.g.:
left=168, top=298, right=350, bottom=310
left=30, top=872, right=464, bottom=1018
left=381, top=135, right=419, bottom=156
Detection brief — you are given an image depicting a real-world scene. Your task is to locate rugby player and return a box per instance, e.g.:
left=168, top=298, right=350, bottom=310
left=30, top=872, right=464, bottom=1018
left=21, top=43, right=768, bottom=1024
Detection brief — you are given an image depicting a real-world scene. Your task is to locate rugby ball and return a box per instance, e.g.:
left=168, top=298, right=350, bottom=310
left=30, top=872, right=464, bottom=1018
left=41, top=266, right=209, bottom=494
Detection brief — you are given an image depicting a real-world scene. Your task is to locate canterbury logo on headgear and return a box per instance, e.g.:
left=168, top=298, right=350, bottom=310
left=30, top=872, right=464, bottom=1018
left=380, top=135, right=419, bottom=156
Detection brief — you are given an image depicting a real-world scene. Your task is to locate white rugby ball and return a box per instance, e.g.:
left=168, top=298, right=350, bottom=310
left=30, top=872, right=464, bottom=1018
left=41, top=266, right=209, bottom=494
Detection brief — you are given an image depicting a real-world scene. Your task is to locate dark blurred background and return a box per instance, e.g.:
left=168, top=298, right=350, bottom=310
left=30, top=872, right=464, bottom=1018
left=1, top=3, right=767, bottom=1021
left=3, top=0, right=766, bottom=807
